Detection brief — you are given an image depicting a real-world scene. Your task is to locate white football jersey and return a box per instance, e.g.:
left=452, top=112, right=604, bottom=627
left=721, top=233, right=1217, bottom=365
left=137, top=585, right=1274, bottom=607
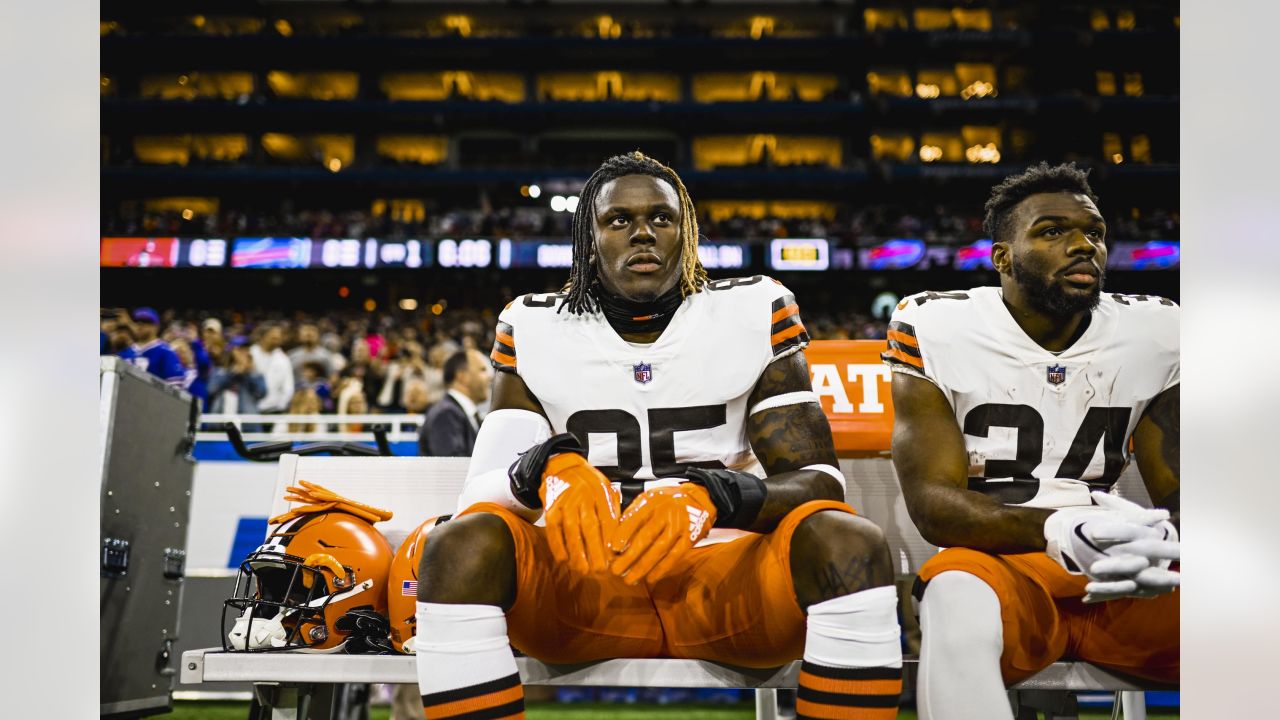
left=883, top=286, right=1178, bottom=509
left=490, top=275, right=810, bottom=510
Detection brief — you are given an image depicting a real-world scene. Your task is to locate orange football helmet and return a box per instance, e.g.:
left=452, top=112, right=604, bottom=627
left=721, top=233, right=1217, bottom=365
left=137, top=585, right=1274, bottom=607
left=387, top=515, right=451, bottom=654
left=223, top=511, right=394, bottom=652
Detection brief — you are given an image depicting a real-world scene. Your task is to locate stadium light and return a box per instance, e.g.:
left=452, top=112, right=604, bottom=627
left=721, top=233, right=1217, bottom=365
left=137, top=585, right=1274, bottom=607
left=399, top=298, right=418, bottom=311
left=550, top=195, right=567, bottom=212
left=528, top=184, right=542, bottom=198
left=566, top=195, right=580, bottom=213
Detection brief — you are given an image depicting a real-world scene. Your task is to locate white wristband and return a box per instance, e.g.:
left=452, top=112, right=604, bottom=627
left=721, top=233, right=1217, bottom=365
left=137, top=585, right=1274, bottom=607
left=802, top=463, right=846, bottom=492
left=749, top=391, right=819, bottom=416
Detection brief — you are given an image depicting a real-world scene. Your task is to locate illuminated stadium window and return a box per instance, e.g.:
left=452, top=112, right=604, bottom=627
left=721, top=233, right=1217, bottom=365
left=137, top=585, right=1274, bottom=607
left=262, top=134, right=355, bottom=171
left=956, top=64, right=997, bottom=99
left=869, top=132, right=916, bottom=162
left=1090, top=9, right=1111, bottom=31
left=692, top=135, right=841, bottom=170
left=712, top=15, right=820, bottom=39
left=1116, top=10, right=1137, bottom=30
left=380, top=72, right=526, bottom=103
left=142, top=197, right=220, bottom=218
left=267, top=72, right=359, bottom=101
left=962, top=126, right=1002, bottom=163
left=185, top=15, right=265, bottom=36
left=1130, top=134, right=1152, bottom=164
left=691, top=73, right=838, bottom=102
left=919, top=132, right=964, bottom=163
left=866, top=69, right=913, bottom=98
left=701, top=200, right=838, bottom=222
left=916, top=69, right=959, bottom=98
left=1122, top=72, right=1144, bottom=97
left=133, top=135, right=249, bottom=166
left=372, top=199, right=427, bottom=224
left=1103, top=132, right=1125, bottom=163
left=952, top=8, right=993, bottom=31
left=101, top=75, right=115, bottom=97
left=376, top=136, right=449, bottom=166
left=272, top=10, right=363, bottom=37
left=100, top=20, right=122, bottom=36
left=398, top=14, right=518, bottom=39
left=864, top=8, right=909, bottom=31
left=913, top=8, right=953, bottom=32
left=140, top=72, right=255, bottom=101
left=575, top=14, right=625, bottom=39
left=1096, top=71, right=1118, bottom=96
left=538, top=72, right=680, bottom=102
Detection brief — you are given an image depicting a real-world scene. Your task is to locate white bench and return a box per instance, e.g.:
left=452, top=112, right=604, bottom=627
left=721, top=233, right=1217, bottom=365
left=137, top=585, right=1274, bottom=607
left=179, top=454, right=1167, bottom=719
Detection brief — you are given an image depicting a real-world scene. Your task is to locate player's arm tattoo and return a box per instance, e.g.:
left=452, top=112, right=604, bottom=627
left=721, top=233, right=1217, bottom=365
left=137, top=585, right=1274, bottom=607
left=741, top=352, right=844, bottom=532
left=1133, top=384, right=1180, bottom=527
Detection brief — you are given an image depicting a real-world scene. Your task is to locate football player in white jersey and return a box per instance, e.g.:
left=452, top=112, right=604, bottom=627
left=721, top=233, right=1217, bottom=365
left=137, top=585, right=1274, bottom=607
left=412, top=152, right=904, bottom=720
left=884, top=162, right=1180, bottom=720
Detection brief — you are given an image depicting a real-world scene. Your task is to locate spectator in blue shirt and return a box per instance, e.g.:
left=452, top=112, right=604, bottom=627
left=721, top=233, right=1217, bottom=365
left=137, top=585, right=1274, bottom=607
left=117, top=307, right=184, bottom=383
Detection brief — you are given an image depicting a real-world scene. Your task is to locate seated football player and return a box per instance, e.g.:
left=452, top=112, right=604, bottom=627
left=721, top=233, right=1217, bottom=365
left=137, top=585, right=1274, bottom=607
left=884, top=162, right=1180, bottom=720
left=414, top=152, right=904, bottom=720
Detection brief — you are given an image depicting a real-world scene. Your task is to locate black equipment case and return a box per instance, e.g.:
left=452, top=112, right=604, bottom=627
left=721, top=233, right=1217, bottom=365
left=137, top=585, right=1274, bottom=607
left=100, top=358, right=198, bottom=717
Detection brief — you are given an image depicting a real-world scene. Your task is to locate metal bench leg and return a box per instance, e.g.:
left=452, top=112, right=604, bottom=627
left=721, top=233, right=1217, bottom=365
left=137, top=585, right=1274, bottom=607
left=1119, top=691, right=1147, bottom=720
left=253, top=683, right=313, bottom=720
left=755, top=688, right=779, bottom=720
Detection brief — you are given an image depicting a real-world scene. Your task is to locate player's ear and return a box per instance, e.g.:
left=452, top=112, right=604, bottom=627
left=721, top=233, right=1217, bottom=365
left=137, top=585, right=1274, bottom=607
left=991, top=240, right=1012, bottom=274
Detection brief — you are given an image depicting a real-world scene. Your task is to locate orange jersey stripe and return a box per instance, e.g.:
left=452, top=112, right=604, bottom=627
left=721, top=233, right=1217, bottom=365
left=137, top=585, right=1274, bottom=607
left=886, top=329, right=918, bottom=349
left=883, top=345, right=923, bottom=370
left=423, top=684, right=523, bottom=718
left=795, top=698, right=896, bottom=719
left=771, top=303, right=799, bottom=324
left=490, top=349, right=517, bottom=367
left=771, top=322, right=807, bottom=346
left=495, top=331, right=515, bottom=347
left=797, top=674, right=902, bottom=696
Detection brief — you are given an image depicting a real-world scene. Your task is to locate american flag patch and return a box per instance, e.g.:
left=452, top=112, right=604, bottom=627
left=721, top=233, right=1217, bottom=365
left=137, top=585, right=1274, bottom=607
left=401, top=580, right=418, bottom=596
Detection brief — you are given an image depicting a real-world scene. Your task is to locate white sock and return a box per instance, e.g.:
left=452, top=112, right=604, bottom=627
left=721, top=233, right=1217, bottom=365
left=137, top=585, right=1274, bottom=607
left=414, top=602, right=520, bottom=703
left=918, top=571, right=1011, bottom=720
left=804, top=585, right=903, bottom=668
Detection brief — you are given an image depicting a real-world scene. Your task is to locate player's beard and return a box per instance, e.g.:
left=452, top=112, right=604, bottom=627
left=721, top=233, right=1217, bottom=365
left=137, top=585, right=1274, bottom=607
left=1010, top=254, right=1104, bottom=317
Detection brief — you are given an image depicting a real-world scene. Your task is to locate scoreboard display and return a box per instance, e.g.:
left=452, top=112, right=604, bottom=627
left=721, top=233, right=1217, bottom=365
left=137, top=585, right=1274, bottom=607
left=768, top=238, right=829, bottom=271
left=100, top=237, right=1177, bottom=272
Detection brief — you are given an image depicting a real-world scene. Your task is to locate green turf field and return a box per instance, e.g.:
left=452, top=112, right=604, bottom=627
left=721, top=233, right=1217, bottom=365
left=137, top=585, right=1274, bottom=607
left=170, top=701, right=1180, bottom=719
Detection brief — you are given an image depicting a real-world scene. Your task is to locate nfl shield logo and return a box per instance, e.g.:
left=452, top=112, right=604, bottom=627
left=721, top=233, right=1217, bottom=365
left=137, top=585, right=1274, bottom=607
left=633, top=362, right=653, bottom=384
left=1047, top=364, right=1066, bottom=385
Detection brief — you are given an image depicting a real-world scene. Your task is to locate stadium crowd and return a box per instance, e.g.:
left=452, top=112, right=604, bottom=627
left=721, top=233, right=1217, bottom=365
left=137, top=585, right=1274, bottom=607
left=101, top=304, right=889, bottom=416
left=101, top=204, right=1180, bottom=243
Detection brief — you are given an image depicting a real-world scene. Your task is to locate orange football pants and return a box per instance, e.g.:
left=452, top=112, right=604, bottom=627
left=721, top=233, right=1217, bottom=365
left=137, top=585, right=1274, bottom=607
left=918, top=548, right=1179, bottom=684
left=459, top=499, right=854, bottom=668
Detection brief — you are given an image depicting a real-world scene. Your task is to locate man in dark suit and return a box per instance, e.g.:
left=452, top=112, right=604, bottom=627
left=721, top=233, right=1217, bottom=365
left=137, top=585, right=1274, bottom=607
left=417, top=349, right=492, bottom=457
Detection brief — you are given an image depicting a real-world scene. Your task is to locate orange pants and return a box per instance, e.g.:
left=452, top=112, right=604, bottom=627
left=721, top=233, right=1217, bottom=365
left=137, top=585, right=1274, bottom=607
left=459, top=500, right=854, bottom=668
left=918, top=548, right=1179, bottom=684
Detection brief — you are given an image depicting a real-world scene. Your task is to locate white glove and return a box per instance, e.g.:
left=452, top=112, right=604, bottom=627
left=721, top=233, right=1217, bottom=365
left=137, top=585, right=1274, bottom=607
left=1044, top=491, right=1179, bottom=603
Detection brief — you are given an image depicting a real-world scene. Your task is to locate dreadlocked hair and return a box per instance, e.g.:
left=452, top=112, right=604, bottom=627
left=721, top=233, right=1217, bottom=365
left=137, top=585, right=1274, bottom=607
left=560, top=150, right=709, bottom=315
left=983, top=161, right=1099, bottom=245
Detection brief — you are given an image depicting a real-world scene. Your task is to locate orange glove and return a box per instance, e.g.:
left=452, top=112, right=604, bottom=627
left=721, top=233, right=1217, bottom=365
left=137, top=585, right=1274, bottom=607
left=607, top=484, right=716, bottom=586
left=540, top=452, right=622, bottom=575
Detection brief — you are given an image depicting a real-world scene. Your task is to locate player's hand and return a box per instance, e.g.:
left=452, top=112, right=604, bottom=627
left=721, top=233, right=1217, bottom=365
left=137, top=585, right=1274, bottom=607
left=1045, top=492, right=1179, bottom=601
left=538, top=452, right=621, bottom=575
left=607, top=484, right=716, bottom=586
